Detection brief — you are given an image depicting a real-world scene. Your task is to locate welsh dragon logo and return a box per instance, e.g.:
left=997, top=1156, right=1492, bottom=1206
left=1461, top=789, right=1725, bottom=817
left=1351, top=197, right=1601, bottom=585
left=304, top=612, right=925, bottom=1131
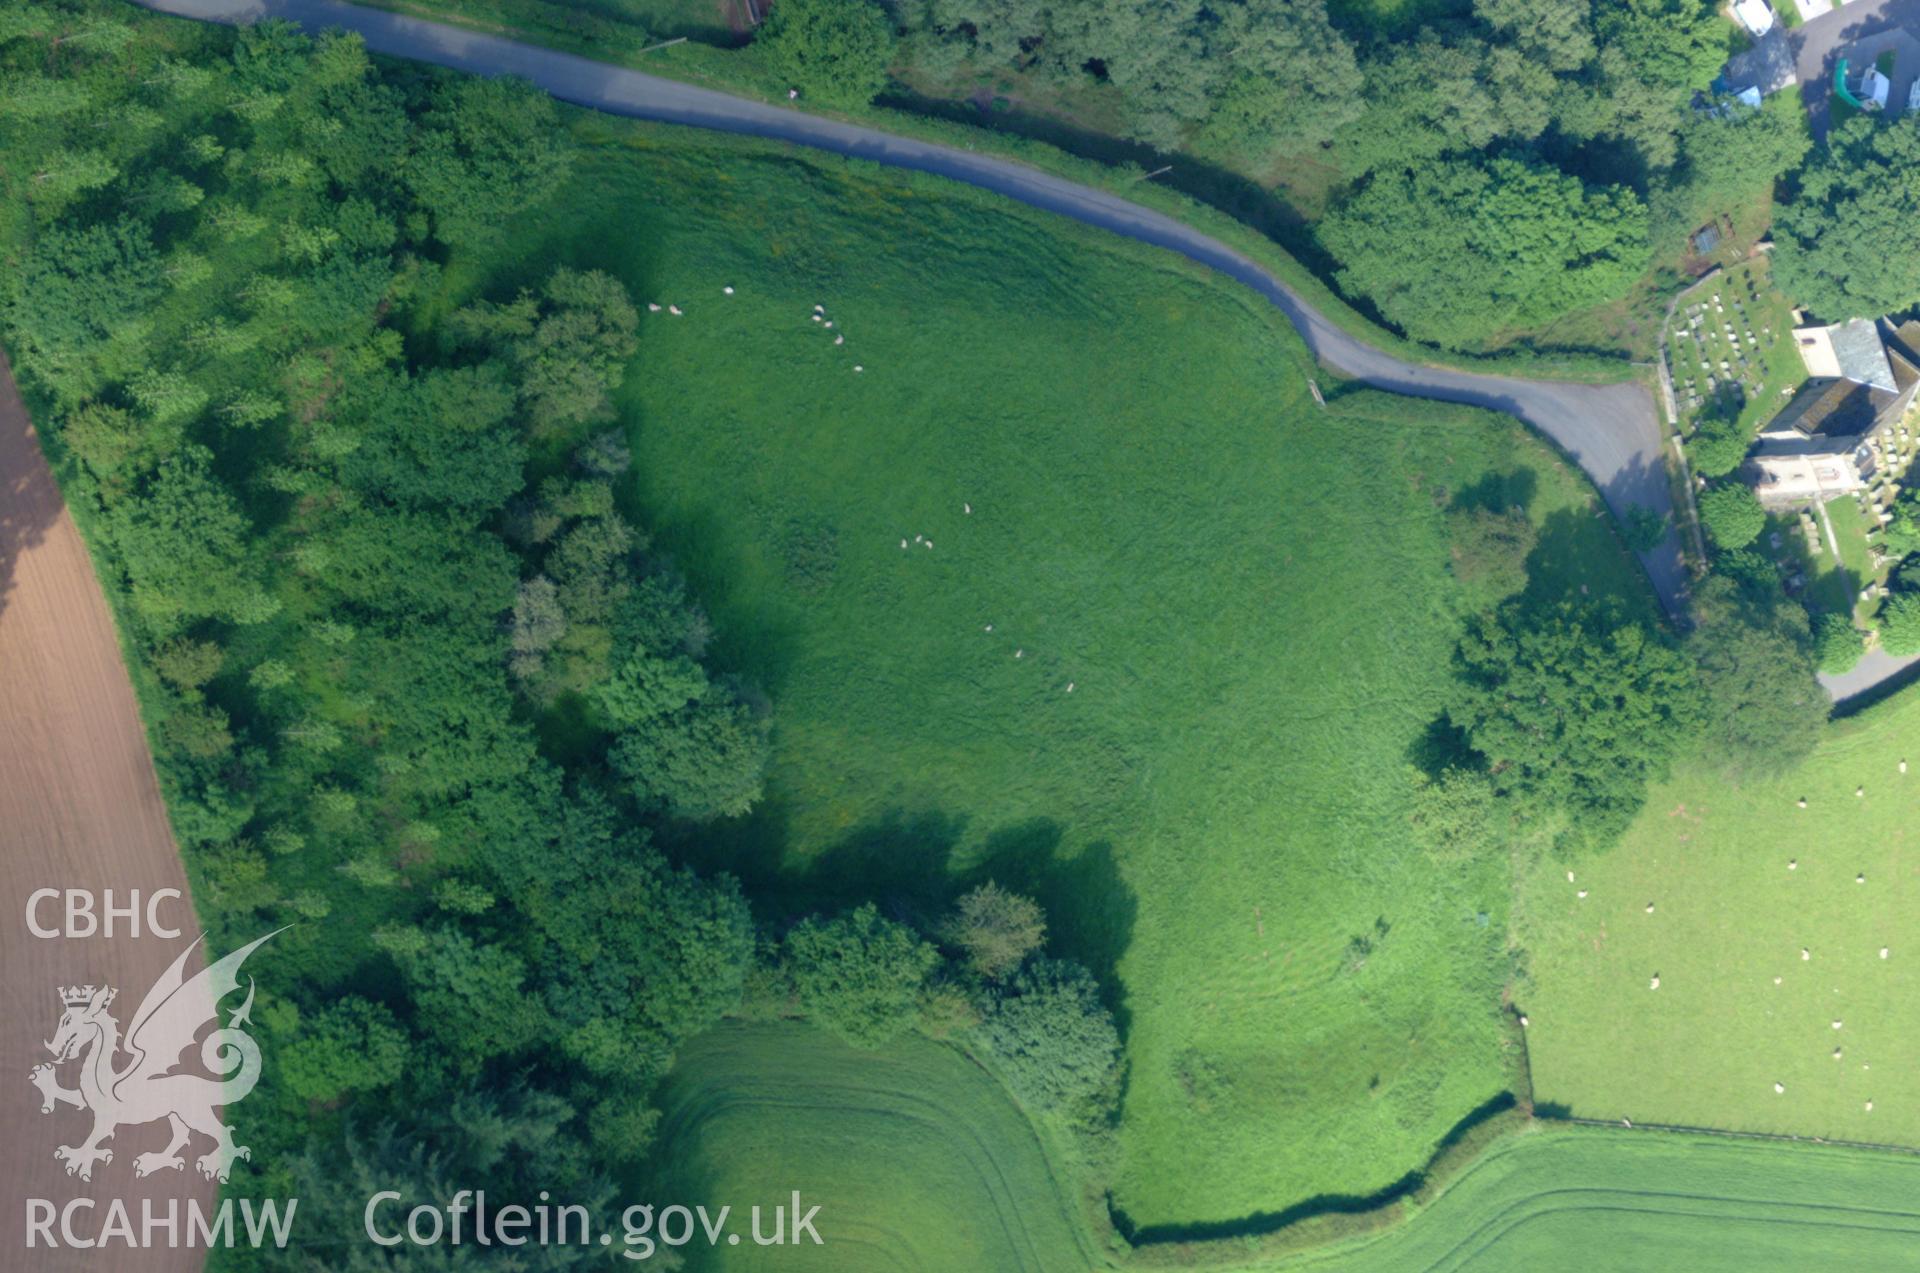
left=28, top=930, right=280, bottom=1184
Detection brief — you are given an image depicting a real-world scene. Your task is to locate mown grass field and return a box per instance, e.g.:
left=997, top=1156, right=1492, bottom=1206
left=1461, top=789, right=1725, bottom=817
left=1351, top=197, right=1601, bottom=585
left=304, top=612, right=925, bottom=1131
left=648, top=1022, right=1105, bottom=1271
left=445, top=116, right=1657, bottom=1227
left=1518, top=688, right=1920, bottom=1147
left=1251, top=1127, right=1920, bottom=1272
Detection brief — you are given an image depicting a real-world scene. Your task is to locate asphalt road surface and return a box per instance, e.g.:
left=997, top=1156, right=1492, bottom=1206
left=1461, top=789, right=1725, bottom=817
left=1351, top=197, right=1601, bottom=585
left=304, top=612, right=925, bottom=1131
left=1789, top=0, right=1920, bottom=138
left=131, top=0, right=1690, bottom=619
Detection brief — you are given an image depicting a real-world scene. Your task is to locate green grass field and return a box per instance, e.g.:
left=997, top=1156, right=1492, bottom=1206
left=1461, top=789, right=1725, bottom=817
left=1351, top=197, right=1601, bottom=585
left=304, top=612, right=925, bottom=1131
left=1518, top=688, right=1920, bottom=1148
left=437, top=116, right=1659, bottom=1228
left=360, top=0, right=744, bottom=56
left=647, top=1022, right=1105, bottom=1271
left=1250, top=1127, right=1920, bottom=1272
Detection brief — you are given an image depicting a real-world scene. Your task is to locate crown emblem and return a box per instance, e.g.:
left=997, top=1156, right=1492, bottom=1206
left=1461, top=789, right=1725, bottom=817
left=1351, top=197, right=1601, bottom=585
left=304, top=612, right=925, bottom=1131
left=60, top=985, right=98, bottom=1006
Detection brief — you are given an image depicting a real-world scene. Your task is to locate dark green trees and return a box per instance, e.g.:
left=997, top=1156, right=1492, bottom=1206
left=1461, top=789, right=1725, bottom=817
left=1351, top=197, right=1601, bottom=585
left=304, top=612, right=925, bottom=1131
left=760, top=0, right=896, bottom=107
left=782, top=904, right=941, bottom=1047
left=407, top=75, right=572, bottom=248
left=1319, top=155, right=1649, bottom=349
left=1775, top=116, right=1920, bottom=321
left=1448, top=601, right=1701, bottom=841
left=1697, top=484, right=1766, bottom=549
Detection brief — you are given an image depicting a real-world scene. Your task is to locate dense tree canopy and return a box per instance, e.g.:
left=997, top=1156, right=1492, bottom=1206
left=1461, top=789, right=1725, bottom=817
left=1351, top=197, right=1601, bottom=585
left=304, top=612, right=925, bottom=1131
left=971, top=958, right=1120, bottom=1117
left=761, top=0, right=896, bottom=107
left=782, top=904, right=942, bottom=1047
left=0, top=5, right=782, bottom=1221
left=1697, top=483, right=1766, bottom=549
left=1774, top=115, right=1920, bottom=321
left=1686, top=577, right=1825, bottom=780
left=1318, top=155, right=1649, bottom=349
left=1448, top=601, right=1701, bottom=842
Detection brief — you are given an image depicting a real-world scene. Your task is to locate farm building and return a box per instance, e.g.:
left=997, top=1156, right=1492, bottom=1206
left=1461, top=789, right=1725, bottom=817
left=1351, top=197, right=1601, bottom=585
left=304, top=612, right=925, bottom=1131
left=1747, top=320, right=1920, bottom=504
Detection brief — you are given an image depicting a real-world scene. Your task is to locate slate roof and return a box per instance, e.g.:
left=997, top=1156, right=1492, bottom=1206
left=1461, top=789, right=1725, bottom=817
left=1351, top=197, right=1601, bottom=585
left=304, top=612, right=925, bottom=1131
left=1831, top=318, right=1897, bottom=393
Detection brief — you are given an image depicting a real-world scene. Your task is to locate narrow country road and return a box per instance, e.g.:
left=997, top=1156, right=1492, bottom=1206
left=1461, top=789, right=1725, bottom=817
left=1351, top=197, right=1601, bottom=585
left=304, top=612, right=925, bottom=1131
left=129, top=0, right=1688, bottom=618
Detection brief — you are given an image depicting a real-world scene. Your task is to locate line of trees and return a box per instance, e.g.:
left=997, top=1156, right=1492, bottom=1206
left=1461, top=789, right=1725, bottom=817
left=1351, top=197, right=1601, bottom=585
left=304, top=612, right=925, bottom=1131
left=877, top=0, right=1806, bottom=350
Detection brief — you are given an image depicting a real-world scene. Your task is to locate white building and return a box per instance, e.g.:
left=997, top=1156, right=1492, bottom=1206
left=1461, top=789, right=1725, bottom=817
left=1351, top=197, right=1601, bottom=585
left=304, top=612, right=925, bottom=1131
left=1733, top=0, right=1776, bottom=36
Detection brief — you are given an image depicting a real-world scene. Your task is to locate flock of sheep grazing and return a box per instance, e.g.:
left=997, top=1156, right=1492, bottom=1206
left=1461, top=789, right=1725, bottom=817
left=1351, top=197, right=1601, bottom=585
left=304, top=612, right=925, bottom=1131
left=898, top=499, right=1077, bottom=694
left=1522, top=756, right=1913, bottom=1118
left=646, top=283, right=1079, bottom=695
left=646, top=287, right=866, bottom=372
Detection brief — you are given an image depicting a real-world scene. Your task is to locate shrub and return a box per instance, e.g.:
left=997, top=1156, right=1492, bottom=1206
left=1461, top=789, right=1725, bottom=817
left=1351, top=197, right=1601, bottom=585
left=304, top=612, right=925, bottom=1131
left=1815, top=611, right=1864, bottom=674
left=783, top=904, right=939, bottom=1047
left=972, top=958, right=1120, bottom=1118
left=759, top=0, right=895, bottom=108
left=1879, top=592, right=1920, bottom=656
left=1697, top=484, right=1766, bottom=549
left=943, top=882, right=1046, bottom=979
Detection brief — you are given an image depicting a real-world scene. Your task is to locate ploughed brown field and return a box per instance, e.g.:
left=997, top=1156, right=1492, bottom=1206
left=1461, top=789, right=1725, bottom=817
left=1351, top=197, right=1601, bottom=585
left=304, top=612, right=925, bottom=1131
left=0, top=351, right=212, bottom=1271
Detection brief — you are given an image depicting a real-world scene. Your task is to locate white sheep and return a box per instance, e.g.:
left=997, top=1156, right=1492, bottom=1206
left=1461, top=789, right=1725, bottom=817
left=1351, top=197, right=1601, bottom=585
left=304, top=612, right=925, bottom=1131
left=964, top=503, right=972, bottom=515
left=900, top=539, right=908, bottom=549
left=1066, top=682, right=1075, bottom=693
left=1833, top=1020, right=1844, bottom=1030
left=1649, top=975, right=1661, bottom=990
left=984, top=624, right=993, bottom=632
left=1774, top=1082, right=1785, bottom=1094
left=1858, top=874, right=1867, bottom=885
left=1902, top=759, right=1909, bottom=774
left=1797, top=798, right=1808, bottom=808
left=1835, top=1048, right=1844, bottom=1060
left=834, top=335, right=845, bottom=345
left=648, top=302, right=662, bottom=312
left=1882, top=947, right=1891, bottom=959
left=853, top=365, right=864, bottom=373
left=1773, top=976, right=1782, bottom=985
left=1518, top=1014, right=1530, bottom=1028
left=1567, top=870, right=1576, bottom=883
left=723, top=286, right=735, bottom=295
left=1789, top=859, right=1799, bottom=870
left=1858, top=786, right=1866, bottom=798
left=812, top=314, right=823, bottom=323
left=668, top=305, right=683, bottom=316
left=1802, top=948, right=1811, bottom=961
left=1645, top=902, right=1655, bottom=914
left=1014, top=649, right=1024, bottom=659
left=1867, top=1100, right=1875, bottom=1111
left=1577, top=890, right=1588, bottom=900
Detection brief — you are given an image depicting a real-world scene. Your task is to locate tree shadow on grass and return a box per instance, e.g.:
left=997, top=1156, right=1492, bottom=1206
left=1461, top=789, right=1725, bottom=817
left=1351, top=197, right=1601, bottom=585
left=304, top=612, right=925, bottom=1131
left=1447, top=468, right=1539, bottom=518
left=1407, top=712, right=1479, bottom=781
left=671, top=807, right=1140, bottom=1039
left=968, top=819, right=1139, bottom=1042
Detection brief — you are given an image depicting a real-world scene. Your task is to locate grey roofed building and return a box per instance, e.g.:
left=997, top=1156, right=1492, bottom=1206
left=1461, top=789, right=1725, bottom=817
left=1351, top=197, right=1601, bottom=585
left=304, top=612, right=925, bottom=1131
left=1746, top=319, right=1920, bottom=504
left=1827, top=318, right=1898, bottom=393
